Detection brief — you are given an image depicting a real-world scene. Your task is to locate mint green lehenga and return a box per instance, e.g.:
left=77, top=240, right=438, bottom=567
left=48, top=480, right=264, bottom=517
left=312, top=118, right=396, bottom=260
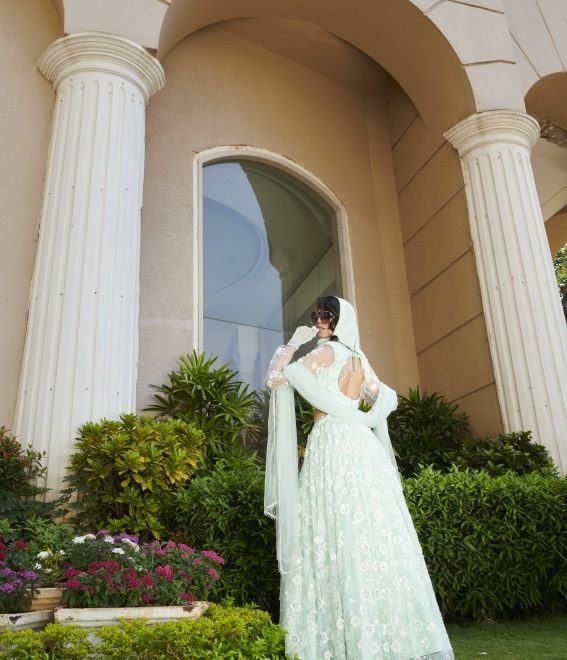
left=264, top=299, right=454, bottom=660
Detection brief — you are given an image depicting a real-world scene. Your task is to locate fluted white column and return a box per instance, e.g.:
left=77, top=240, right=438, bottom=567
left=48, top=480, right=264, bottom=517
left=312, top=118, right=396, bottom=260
left=445, top=111, right=567, bottom=472
left=14, top=33, right=165, bottom=493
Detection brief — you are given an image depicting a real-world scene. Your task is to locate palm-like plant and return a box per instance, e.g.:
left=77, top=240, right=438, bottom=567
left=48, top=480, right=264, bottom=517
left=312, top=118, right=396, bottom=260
left=145, top=352, right=259, bottom=465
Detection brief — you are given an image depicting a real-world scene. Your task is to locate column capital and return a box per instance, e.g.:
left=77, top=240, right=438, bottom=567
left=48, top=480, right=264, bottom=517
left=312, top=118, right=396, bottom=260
left=38, top=32, right=165, bottom=104
left=444, top=111, right=540, bottom=156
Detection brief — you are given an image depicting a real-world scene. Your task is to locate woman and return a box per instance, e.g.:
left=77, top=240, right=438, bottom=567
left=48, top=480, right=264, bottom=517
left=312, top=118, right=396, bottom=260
left=264, top=296, right=454, bottom=660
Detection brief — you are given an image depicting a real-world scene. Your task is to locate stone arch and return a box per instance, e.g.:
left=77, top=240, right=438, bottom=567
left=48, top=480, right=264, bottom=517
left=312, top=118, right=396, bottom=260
left=527, top=73, right=567, bottom=254
left=158, top=0, right=476, bottom=131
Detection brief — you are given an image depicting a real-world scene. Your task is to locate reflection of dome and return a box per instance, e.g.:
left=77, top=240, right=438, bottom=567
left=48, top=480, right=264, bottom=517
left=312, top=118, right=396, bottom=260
left=203, top=196, right=270, bottom=307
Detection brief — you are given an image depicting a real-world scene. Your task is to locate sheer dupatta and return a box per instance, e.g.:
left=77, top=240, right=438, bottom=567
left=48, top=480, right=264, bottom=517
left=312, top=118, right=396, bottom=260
left=264, top=360, right=398, bottom=575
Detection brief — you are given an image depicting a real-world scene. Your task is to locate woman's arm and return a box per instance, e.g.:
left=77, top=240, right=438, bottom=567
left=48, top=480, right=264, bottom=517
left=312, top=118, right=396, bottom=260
left=266, top=343, right=335, bottom=389
left=361, top=362, right=382, bottom=404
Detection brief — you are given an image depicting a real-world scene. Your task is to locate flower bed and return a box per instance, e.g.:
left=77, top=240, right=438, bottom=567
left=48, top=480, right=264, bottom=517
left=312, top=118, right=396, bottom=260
left=60, top=532, right=224, bottom=608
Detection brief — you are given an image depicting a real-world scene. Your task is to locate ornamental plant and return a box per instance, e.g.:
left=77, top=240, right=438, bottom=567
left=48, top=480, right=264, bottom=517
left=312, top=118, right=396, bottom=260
left=63, top=414, right=204, bottom=539
left=146, top=352, right=259, bottom=465
left=0, top=567, right=39, bottom=613
left=0, top=540, right=38, bottom=613
left=0, top=427, right=61, bottom=527
left=60, top=532, right=224, bottom=608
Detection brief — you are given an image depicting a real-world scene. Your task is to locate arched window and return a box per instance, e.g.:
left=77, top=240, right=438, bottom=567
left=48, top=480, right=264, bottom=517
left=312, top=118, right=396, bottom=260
left=202, top=159, right=343, bottom=390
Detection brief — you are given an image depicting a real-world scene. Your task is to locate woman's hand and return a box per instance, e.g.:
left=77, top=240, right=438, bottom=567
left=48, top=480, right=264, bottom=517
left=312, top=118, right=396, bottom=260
left=288, top=326, right=318, bottom=349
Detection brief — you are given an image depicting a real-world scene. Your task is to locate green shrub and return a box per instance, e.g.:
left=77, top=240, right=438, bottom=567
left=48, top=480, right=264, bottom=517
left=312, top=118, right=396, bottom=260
left=404, top=467, right=567, bottom=621
left=387, top=389, right=556, bottom=477
left=0, top=604, right=289, bottom=659
left=63, top=414, right=204, bottom=539
left=389, top=387, right=471, bottom=476
left=0, top=427, right=61, bottom=527
left=146, top=352, right=259, bottom=465
left=171, top=454, right=279, bottom=616
left=452, top=431, right=556, bottom=476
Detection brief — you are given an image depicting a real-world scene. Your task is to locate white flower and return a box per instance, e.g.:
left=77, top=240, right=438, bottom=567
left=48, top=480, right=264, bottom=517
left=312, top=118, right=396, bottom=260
left=121, top=538, right=139, bottom=552
left=59, top=550, right=66, bottom=556
left=83, top=534, right=96, bottom=541
left=34, top=562, right=42, bottom=570
left=102, top=535, right=114, bottom=543
left=36, top=551, right=50, bottom=559
left=44, top=568, right=52, bottom=573
left=112, top=548, right=125, bottom=555
left=72, top=536, right=85, bottom=544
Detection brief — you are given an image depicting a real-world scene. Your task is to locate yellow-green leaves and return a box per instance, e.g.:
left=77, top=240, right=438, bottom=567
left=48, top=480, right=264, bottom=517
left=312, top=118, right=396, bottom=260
left=64, top=414, right=204, bottom=539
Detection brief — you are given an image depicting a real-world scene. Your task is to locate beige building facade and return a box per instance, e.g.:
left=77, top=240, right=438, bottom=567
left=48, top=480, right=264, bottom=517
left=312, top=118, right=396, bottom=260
left=1, top=0, right=567, bottom=492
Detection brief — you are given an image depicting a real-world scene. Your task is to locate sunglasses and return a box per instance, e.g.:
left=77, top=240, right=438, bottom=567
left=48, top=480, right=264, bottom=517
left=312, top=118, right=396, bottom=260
left=310, top=310, right=335, bottom=324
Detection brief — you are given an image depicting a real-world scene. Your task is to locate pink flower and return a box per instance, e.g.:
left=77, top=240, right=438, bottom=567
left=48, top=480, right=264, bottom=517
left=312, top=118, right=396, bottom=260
left=155, top=564, right=174, bottom=581
left=177, top=544, right=195, bottom=554
left=65, top=579, right=80, bottom=589
left=201, top=550, right=225, bottom=565
left=126, top=576, right=140, bottom=589
left=192, top=559, right=202, bottom=566
left=142, top=575, right=155, bottom=588
left=142, top=593, right=153, bottom=603
left=14, top=541, right=28, bottom=550
left=179, top=592, right=193, bottom=601
left=164, top=541, right=177, bottom=550
left=207, top=568, right=220, bottom=580
left=155, top=548, right=167, bottom=557
left=64, top=568, right=82, bottom=578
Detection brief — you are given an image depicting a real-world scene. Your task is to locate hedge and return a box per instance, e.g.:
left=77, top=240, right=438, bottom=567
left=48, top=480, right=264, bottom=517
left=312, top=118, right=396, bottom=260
left=0, top=603, right=288, bottom=659
left=175, top=463, right=566, bottom=622
left=405, top=467, right=567, bottom=621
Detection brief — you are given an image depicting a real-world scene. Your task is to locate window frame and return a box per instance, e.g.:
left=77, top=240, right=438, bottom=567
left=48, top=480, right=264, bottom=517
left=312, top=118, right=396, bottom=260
left=192, top=146, right=355, bottom=352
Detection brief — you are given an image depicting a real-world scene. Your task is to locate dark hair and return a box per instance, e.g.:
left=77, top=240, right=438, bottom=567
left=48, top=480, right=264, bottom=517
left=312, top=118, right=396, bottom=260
left=316, top=296, right=340, bottom=341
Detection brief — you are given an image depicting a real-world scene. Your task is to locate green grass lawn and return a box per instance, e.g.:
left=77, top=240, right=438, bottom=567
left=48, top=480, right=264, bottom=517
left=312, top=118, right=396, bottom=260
left=447, top=615, right=567, bottom=659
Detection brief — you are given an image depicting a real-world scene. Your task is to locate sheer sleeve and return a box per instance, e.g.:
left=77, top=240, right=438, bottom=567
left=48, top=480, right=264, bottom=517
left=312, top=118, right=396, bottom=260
left=265, top=344, right=335, bottom=390
left=265, top=345, right=297, bottom=389
left=361, top=361, right=382, bottom=404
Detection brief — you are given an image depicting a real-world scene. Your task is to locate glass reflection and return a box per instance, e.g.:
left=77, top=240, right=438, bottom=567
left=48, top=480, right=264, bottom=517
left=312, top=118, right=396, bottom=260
left=203, top=160, right=342, bottom=391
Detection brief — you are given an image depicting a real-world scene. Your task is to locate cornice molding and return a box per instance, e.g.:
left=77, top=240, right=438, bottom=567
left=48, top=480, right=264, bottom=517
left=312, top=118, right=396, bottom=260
left=444, top=111, right=540, bottom=156
left=38, top=32, right=165, bottom=103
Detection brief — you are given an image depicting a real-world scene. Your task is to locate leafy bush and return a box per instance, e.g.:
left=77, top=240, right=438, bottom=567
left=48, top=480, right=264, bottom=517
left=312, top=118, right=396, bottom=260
left=389, top=388, right=471, bottom=476
left=404, top=467, right=567, bottom=621
left=0, top=427, right=60, bottom=526
left=453, top=431, right=557, bottom=476
left=388, top=389, right=556, bottom=477
left=171, top=454, right=279, bottom=616
left=146, top=352, right=259, bottom=465
left=63, top=414, right=204, bottom=539
left=0, top=604, right=289, bottom=659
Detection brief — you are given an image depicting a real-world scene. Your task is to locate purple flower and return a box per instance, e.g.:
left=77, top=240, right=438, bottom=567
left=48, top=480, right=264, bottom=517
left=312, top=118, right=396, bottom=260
left=0, top=568, right=15, bottom=577
left=113, top=533, right=139, bottom=544
left=19, top=571, right=38, bottom=581
left=0, top=581, right=20, bottom=593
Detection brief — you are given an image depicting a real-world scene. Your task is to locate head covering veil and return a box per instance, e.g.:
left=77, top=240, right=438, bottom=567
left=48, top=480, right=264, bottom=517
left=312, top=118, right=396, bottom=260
left=264, top=297, right=398, bottom=575
left=333, top=297, right=364, bottom=354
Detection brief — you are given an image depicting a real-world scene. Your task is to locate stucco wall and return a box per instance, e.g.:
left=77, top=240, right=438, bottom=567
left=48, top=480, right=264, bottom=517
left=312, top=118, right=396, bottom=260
left=138, top=25, right=418, bottom=408
left=0, top=2, right=62, bottom=429
left=386, top=85, right=503, bottom=436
